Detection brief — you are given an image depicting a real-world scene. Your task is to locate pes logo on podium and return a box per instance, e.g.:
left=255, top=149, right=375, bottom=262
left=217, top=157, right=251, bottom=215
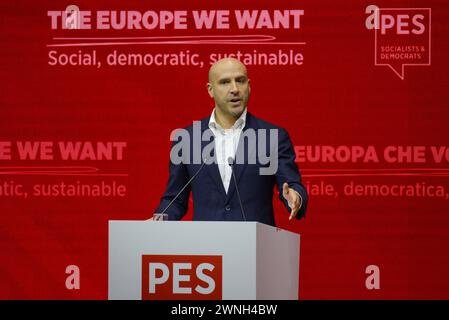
left=141, top=255, right=223, bottom=300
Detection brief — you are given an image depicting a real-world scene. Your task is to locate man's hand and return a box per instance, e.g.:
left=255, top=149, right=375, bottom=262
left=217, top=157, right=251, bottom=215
left=150, top=213, right=168, bottom=221
left=282, top=182, right=302, bottom=221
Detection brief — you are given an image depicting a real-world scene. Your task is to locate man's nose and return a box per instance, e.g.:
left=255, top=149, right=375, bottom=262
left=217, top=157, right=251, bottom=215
left=230, top=81, right=238, bottom=93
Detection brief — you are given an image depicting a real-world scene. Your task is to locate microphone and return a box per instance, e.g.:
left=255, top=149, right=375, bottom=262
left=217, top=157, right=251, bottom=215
left=159, top=157, right=209, bottom=216
left=227, top=157, right=247, bottom=221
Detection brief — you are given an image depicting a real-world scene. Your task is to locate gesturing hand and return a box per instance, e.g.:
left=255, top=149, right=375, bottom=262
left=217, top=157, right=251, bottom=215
left=282, top=182, right=302, bottom=221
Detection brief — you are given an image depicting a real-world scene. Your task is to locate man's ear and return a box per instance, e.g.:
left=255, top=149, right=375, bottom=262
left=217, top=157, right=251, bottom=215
left=248, top=78, right=251, bottom=94
left=207, top=83, right=214, bottom=98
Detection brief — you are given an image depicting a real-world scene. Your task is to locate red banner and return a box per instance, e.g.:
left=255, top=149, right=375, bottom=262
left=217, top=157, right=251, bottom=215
left=1, top=0, right=448, bottom=299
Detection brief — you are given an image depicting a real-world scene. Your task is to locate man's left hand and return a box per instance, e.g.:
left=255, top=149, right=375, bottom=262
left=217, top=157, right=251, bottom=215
left=282, top=182, right=302, bottom=221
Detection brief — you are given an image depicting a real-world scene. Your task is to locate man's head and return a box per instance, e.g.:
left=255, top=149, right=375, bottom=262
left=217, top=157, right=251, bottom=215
left=207, top=58, right=251, bottom=119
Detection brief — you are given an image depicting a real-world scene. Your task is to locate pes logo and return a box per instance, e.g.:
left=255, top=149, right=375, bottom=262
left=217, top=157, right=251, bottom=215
left=365, top=5, right=431, bottom=79
left=141, top=255, right=222, bottom=300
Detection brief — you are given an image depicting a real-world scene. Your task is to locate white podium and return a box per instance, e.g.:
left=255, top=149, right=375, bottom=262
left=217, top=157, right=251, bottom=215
left=109, top=221, right=300, bottom=300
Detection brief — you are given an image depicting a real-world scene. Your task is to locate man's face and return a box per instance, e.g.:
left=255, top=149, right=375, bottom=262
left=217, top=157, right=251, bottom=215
left=207, top=60, right=251, bottom=118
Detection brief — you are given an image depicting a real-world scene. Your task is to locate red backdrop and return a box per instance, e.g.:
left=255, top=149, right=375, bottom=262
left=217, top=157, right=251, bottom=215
left=1, top=0, right=448, bottom=299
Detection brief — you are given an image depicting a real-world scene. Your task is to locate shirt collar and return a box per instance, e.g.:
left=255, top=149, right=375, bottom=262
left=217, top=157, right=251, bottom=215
left=209, top=108, right=247, bottom=131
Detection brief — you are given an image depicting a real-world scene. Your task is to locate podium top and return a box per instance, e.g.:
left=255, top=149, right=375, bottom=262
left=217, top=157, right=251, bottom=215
left=108, top=220, right=299, bottom=236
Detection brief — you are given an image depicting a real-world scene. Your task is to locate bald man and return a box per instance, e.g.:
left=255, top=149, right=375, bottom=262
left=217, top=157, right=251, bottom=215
left=154, top=58, right=308, bottom=225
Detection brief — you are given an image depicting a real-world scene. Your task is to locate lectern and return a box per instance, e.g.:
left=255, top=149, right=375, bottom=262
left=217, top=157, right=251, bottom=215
left=109, top=221, right=300, bottom=300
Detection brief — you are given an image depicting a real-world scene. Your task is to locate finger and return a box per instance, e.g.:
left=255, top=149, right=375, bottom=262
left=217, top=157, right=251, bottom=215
left=289, top=206, right=299, bottom=220
left=287, top=195, right=298, bottom=210
left=287, top=191, right=299, bottom=207
left=282, top=182, right=289, bottom=195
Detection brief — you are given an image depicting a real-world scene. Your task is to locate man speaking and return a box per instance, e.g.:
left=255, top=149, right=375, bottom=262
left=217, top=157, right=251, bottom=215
left=154, top=58, right=308, bottom=226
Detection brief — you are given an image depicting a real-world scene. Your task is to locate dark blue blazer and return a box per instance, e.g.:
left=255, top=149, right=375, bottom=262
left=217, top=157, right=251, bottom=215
left=155, top=112, right=308, bottom=226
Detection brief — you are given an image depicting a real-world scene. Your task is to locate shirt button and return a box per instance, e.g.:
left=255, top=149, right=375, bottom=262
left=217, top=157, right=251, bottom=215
left=225, top=205, right=231, bottom=211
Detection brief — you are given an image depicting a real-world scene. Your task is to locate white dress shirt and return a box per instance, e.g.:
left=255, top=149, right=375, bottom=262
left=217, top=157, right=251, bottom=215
left=208, top=108, right=247, bottom=193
